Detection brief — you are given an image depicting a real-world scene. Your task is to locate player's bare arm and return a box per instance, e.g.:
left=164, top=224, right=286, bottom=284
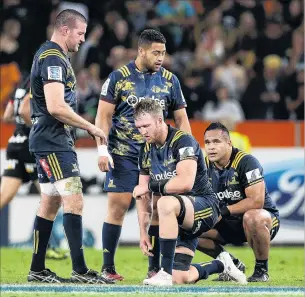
left=2, top=100, right=14, bottom=123
left=18, top=93, right=32, bottom=126
left=227, top=181, right=265, bottom=215
left=173, top=108, right=192, bottom=134
left=95, top=100, right=115, bottom=171
left=44, top=82, right=107, bottom=143
left=135, top=174, right=153, bottom=256
left=163, top=159, right=197, bottom=194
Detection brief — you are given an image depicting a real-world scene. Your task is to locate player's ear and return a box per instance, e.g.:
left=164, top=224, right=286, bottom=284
left=138, top=47, right=145, bottom=57
left=62, top=25, right=69, bottom=36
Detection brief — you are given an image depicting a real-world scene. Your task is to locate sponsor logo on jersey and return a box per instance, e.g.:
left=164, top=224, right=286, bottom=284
left=179, top=147, right=195, bottom=159
left=246, top=168, right=262, bottom=183
left=216, top=189, right=242, bottom=201
left=152, top=170, right=177, bottom=181
left=126, top=95, right=165, bottom=108
left=101, top=78, right=110, bottom=96
left=47, top=66, right=63, bottom=81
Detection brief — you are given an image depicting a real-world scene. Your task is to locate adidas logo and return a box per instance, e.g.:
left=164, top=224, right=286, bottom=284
left=103, top=248, right=110, bottom=253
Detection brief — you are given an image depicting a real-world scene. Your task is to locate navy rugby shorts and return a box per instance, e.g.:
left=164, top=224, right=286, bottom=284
left=104, top=154, right=139, bottom=193
left=34, top=151, right=80, bottom=183
left=176, top=194, right=220, bottom=252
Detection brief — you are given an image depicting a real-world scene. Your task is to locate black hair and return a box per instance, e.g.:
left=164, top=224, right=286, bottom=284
left=138, top=29, right=166, bottom=48
left=55, top=9, right=87, bottom=29
left=204, top=122, right=230, bottom=137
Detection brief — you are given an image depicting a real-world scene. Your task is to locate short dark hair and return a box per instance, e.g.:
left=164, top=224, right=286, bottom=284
left=138, top=29, right=166, bottom=48
left=204, top=122, right=230, bottom=137
left=55, top=9, right=87, bottom=29
left=134, top=99, right=163, bottom=120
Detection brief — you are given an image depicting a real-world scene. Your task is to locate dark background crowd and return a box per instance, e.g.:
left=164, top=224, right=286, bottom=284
left=1, top=0, right=304, bottom=123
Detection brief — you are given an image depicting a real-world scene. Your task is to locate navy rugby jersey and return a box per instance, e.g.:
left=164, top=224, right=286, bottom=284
left=100, top=61, right=187, bottom=158
left=29, top=41, right=77, bottom=153
left=139, top=126, right=215, bottom=198
left=205, top=148, right=279, bottom=216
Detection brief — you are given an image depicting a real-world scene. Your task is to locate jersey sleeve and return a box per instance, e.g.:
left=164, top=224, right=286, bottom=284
left=172, top=134, right=199, bottom=163
left=238, top=155, right=264, bottom=188
left=99, top=71, right=120, bottom=104
left=170, top=74, right=187, bottom=111
left=138, top=144, right=150, bottom=175
left=40, top=55, right=67, bottom=85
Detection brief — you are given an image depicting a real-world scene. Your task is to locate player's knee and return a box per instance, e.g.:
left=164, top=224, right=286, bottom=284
left=243, top=210, right=257, bottom=229
left=38, top=195, right=61, bottom=219
left=157, top=196, right=178, bottom=216
left=107, top=199, right=131, bottom=220
left=244, top=210, right=270, bottom=230
left=173, top=253, right=192, bottom=284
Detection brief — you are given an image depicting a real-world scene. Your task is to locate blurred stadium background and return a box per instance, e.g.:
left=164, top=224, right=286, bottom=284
left=0, top=0, right=304, bottom=255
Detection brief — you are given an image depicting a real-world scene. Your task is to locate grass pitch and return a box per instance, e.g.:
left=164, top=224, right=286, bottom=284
left=1, top=246, right=304, bottom=297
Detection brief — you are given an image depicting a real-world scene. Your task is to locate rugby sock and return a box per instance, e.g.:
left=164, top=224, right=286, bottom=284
left=159, top=238, right=177, bottom=275
left=192, top=260, right=224, bottom=280
left=148, top=225, right=160, bottom=271
left=102, top=222, right=121, bottom=268
left=63, top=213, right=88, bottom=274
left=255, top=259, right=268, bottom=271
left=30, top=216, right=53, bottom=272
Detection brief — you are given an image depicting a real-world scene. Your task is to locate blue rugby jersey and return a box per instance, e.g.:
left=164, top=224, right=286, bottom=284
left=29, top=41, right=77, bottom=153
left=139, top=125, right=215, bottom=198
left=205, top=148, right=279, bottom=217
left=100, top=61, right=187, bottom=158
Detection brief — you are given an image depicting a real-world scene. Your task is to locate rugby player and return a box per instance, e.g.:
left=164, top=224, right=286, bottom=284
left=95, top=29, right=191, bottom=281
left=1, top=76, right=67, bottom=260
left=197, top=122, right=280, bottom=282
left=133, top=99, right=247, bottom=286
left=27, top=9, right=112, bottom=284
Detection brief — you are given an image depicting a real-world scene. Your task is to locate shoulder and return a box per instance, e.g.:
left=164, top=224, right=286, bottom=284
left=232, top=150, right=261, bottom=171
left=160, top=67, right=175, bottom=82
left=169, top=129, right=196, bottom=148
left=37, top=43, right=66, bottom=63
left=115, top=64, right=132, bottom=79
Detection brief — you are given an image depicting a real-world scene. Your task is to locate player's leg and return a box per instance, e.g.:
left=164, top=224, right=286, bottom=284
left=101, top=191, right=132, bottom=280
left=31, top=180, right=68, bottom=260
left=197, top=219, right=247, bottom=280
left=173, top=239, right=224, bottom=284
left=146, top=194, right=161, bottom=278
left=26, top=155, right=68, bottom=261
left=28, top=179, right=65, bottom=283
left=193, top=198, right=247, bottom=285
left=49, top=152, right=113, bottom=284
left=0, top=176, right=22, bottom=209
left=101, top=156, right=139, bottom=281
left=143, top=195, right=195, bottom=286
left=0, top=150, right=24, bottom=209
left=243, top=209, right=279, bottom=282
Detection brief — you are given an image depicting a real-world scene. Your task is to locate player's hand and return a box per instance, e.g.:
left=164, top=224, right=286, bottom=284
left=87, top=125, right=108, bottom=145
left=98, top=155, right=114, bottom=172
left=139, top=233, right=153, bottom=256
left=133, top=184, right=149, bottom=199
left=97, top=145, right=114, bottom=172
